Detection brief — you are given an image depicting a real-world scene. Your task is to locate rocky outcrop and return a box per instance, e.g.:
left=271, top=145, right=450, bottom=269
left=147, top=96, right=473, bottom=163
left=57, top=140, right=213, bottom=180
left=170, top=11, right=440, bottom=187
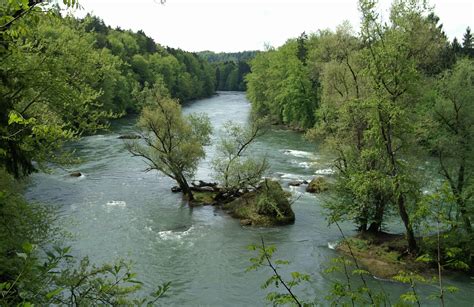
left=171, top=186, right=182, bottom=193
left=222, top=179, right=295, bottom=226
left=306, top=176, right=328, bottom=193
left=288, top=180, right=308, bottom=187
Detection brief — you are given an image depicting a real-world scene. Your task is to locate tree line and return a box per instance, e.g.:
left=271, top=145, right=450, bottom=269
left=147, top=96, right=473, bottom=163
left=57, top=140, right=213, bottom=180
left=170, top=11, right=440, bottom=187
left=246, top=0, right=474, bottom=268
left=198, top=51, right=258, bottom=91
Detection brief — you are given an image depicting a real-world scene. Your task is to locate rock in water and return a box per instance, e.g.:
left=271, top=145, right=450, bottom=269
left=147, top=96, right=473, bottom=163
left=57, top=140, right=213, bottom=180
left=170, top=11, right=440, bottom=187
left=118, top=134, right=141, bottom=139
left=240, top=219, right=252, bottom=226
left=306, top=177, right=328, bottom=193
left=223, top=179, right=295, bottom=226
left=288, top=180, right=304, bottom=186
left=70, top=172, right=82, bottom=177
left=171, top=186, right=182, bottom=193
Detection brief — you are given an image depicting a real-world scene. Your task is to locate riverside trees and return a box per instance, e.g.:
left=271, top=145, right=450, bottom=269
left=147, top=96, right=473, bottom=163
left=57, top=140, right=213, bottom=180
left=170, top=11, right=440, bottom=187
left=246, top=0, right=473, bottom=258
left=427, top=59, right=474, bottom=234
left=1, top=9, right=217, bottom=179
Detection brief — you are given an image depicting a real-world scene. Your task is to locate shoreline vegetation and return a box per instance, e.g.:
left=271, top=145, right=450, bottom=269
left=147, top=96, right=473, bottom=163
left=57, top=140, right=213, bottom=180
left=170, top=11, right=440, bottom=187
left=244, top=0, right=474, bottom=302
left=335, top=232, right=470, bottom=280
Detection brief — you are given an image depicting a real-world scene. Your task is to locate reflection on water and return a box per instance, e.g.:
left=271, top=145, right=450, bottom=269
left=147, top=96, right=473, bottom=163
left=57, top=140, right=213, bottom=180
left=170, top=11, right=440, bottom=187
left=25, top=92, right=473, bottom=306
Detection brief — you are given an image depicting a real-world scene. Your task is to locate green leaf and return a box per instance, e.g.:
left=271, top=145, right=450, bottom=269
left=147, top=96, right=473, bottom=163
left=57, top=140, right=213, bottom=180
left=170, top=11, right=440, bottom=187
left=8, top=112, right=24, bottom=125
left=16, top=252, right=27, bottom=260
left=415, top=254, right=432, bottom=263
left=46, top=287, right=63, bottom=299
left=22, top=242, right=34, bottom=253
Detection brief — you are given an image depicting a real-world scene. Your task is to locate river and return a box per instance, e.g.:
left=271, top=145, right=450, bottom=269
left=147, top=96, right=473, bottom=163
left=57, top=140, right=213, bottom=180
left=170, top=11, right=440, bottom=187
left=25, top=92, right=473, bottom=306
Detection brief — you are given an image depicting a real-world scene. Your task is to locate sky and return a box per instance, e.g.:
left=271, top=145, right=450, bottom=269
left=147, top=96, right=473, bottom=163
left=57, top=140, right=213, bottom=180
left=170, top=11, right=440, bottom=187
left=73, top=0, right=473, bottom=52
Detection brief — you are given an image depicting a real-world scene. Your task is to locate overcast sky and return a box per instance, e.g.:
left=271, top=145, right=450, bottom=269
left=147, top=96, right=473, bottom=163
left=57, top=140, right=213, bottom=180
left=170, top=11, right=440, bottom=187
left=73, top=0, right=473, bottom=52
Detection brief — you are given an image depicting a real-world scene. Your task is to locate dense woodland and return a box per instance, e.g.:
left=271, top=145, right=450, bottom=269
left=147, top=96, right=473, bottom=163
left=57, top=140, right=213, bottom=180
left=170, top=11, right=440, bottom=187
left=246, top=0, right=474, bottom=296
left=0, top=0, right=473, bottom=305
left=198, top=51, right=257, bottom=91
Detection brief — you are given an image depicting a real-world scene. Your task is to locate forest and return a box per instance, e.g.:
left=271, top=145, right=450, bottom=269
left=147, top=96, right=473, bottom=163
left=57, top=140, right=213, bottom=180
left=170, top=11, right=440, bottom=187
left=245, top=1, right=474, bottom=303
left=198, top=50, right=258, bottom=91
left=1, top=0, right=473, bottom=305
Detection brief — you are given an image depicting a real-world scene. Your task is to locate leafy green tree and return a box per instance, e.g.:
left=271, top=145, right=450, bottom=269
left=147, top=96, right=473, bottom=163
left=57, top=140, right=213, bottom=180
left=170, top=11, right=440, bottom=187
left=246, top=40, right=317, bottom=129
left=126, top=85, right=212, bottom=201
left=212, top=120, right=268, bottom=194
left=355, top=0, right=450, bottom=252
left=426, top=58, right=474, bottom=233
left=309, top=23, right=391, bottom=233
left=296, top=31, right=308, bottom=65
left=1, top=12, right=119, bottom=178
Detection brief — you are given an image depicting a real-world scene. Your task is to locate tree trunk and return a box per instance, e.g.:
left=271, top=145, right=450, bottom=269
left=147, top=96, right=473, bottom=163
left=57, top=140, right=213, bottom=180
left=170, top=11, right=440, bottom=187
left=397, top=193, right=418, bottom=253
left=358, top=206, right=368, bottom=232
left=456, top=162, right=472, bottom=233
left=378, top=109, right=418, bottom=253
left=458, top=199, right=472, bottom=234
left=368, top=196, right=385, bottom=233
left=177, top=176, right=194, bottom=201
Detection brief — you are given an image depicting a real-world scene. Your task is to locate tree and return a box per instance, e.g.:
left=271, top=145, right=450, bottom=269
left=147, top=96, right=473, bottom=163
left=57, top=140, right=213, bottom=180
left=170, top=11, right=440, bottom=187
left=126, top=86, right=212, bottom=201
left=296, top=31, right=308, bottom=65
left=246, top=40, right=318, bottom=129
left=427, top=58, right=474, bottom=233
left=309, top=23, right=392, bottom=233
left=452, top=37, right=462, bottom=57
left=212, top=119, right=268, bottom=194
left=0, top=13, right=119, bottom=178
left=354, top=0, right=447, bottom=253
left=462, top=27, right=473, bottom=57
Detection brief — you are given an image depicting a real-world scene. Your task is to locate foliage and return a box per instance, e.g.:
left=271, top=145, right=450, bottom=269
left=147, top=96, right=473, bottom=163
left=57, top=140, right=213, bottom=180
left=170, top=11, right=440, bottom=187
left=198, top=51, right=258, bottom=91
left=1, top=11, right=119, bottom=178
left=1, top=7, right=218, bottom=178
left=0, top=169, right=56, bottom=286
left=246, top=37, right=318, bottom=129
left=247, top=239, right=312, bottom=306
left=415, top=183, right=473, bottom=270
left=247, top=0, right=473, bottom=257
left=255, top=179, right=293, bottom=219
left=423, top=58, right=474, bottom=234
left=197, top=50, right=259, bottom=63
left=81, top=14, right=216, bottom=106
left=249, top=230, right=461, bottom=306
left=212, top=119, right=268, bottom=192
left=0, top=243, right=170, bottom=306
left=214, top=61, right=251, bottom=91
left=126, top=85, right=212, bottom=200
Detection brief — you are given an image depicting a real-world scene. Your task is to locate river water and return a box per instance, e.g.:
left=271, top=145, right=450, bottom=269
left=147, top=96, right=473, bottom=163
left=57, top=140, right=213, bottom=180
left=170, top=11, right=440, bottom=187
left=25, top=92, right=472, bottom=305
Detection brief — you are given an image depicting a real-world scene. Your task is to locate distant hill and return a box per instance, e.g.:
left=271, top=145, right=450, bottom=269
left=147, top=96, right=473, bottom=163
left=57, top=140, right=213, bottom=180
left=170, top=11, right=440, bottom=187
left=197, top=50, right=260, bottom=63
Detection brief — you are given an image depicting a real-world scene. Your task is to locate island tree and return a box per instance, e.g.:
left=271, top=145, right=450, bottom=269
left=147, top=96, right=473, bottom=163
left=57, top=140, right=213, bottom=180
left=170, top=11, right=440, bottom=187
left=212, top=119, right=268, bottom=196
left=126, top=87, right=212, bottom=201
